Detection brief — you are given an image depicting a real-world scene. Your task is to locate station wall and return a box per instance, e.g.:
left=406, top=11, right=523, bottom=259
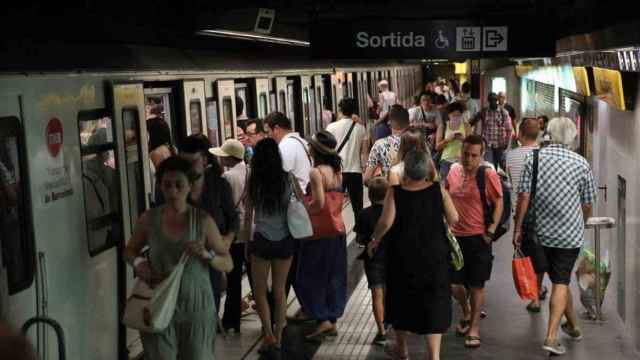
left=589, top=95, right=640, bottom=353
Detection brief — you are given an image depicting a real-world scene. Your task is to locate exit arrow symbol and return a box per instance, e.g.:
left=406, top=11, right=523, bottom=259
left=486, top=30, right=504, bottom=48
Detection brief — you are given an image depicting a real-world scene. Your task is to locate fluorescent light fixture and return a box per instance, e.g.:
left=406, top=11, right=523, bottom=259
left=196, top=29, right=310, bottom=47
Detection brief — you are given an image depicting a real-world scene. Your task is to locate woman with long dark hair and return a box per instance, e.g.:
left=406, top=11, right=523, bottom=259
left=242, top=138, right=296, bottom=355
left=295, top=130, right=348, bottom=341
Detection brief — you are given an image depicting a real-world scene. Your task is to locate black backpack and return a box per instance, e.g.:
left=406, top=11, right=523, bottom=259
left=476, top=165, right=512, bottom=241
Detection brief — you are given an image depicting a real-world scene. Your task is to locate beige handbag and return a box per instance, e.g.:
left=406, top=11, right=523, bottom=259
left=121, top=208, right=196, bottom=332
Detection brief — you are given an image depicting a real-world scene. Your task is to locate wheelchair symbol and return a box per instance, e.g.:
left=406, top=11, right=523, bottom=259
left=434, top=30, right=449, bottom=49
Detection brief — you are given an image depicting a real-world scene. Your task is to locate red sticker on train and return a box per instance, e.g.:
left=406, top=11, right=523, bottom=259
left=46, top=117, right=63, bottom=158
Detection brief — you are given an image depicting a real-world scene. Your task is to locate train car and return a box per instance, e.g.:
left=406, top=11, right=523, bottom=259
left=0, top=45, right=422, bottom=359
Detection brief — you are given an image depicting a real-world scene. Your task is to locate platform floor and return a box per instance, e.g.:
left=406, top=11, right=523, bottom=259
left=213, top=201, right=639, bottom=360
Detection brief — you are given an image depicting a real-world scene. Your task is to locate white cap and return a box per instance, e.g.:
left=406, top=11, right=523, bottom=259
left=378, top=80, right=389, bottom=87
left=209, top=139, right=245, bottom=160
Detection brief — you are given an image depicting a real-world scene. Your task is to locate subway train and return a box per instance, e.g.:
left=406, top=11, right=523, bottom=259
left=0, top=45, right=423, bottom=360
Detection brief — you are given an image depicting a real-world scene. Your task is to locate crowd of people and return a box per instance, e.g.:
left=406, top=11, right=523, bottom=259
left=2, top=76, right=596, bottom=360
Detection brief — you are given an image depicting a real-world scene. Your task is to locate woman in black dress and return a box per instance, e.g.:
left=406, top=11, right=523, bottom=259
left=368, top=149, right=459, bottom=360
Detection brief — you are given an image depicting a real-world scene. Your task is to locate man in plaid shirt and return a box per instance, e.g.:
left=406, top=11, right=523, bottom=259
left=513, top=117, right=596, bottom=356
left=471, top=92, right=513, bottom=170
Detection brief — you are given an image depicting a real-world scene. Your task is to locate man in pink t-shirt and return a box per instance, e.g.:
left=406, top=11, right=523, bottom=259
left=445, top=134, right=503, bottom=349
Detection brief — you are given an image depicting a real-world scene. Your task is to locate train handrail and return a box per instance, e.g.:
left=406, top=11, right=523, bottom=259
left=21, top=316, right=66, bottom=360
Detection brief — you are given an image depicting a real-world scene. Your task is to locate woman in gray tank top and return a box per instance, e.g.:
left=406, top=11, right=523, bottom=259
left=124, top=156, right=229, bottom=360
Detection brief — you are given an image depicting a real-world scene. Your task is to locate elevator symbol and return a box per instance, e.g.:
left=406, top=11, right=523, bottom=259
left=456, top=27, right=480, bottom=52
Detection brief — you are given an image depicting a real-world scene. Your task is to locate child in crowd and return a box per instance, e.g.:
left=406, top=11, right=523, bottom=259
left=355, top=176, right=389, bottom=345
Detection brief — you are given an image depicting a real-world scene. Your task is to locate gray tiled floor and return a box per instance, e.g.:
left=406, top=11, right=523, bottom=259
left=315, top=231, right=639, bottom=360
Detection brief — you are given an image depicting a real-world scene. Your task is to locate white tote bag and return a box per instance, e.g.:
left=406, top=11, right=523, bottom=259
left=286, top=173, right=313, bottom=239
left=122, top=208, right=195, bottom=332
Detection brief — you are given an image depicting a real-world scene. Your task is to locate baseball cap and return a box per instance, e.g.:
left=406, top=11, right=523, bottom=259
left=209, top=139, right=245, bottom=160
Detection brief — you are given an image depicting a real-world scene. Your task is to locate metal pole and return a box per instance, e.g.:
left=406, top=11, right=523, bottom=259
left=594, top=226, right=602, bottom=321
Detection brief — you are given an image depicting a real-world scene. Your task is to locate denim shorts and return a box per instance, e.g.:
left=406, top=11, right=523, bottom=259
left=364, top=258, right=386, bottom=289
left=248, top=232, right=295, bottom=259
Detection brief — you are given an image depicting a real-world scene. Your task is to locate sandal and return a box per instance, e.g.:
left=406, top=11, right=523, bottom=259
left=455, top=319, right=470, bottom=336
left=464, top=335, right=482, bottom=348
left=305, top=327, right=336, bottom=342
left=526, top=301, right=541, bottom=313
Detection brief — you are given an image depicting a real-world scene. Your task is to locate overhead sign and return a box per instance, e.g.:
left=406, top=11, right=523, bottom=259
left=311, top=19, right=554, bottom=59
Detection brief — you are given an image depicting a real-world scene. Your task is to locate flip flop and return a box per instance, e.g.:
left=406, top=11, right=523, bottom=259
left=465, top=335, right=481, bottom=348
left=384, top=345, right=410, bottom=359
left=455, top=319, right=470, bottom=336
left=526, top=302, right=541, bottom=313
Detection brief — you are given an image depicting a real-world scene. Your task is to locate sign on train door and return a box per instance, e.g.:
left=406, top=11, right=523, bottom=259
left=108, top=81, right=151, bottom=360
left=182, top=80, right=207, bottom=136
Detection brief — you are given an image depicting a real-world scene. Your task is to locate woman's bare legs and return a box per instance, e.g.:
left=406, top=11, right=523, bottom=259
left=250, top=255, right=276, bottom=345
left=371, top=288, right=386, bottom=335
left=426, top=334, right=442, bottom=360
left=271, top=257, right=293, bottom=345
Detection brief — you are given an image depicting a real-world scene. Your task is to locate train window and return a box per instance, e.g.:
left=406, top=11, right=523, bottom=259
left=205, top=98, right=220, bottom=147
left=303, top=88, right=310, bottom=131
left=259, top=93, right=268, bottom=118
left=77, top=110, right=122, bottom=256
left=189, top=100, right=202, bottom=135
left=269, top=92, right=277, bottom=114
left=222, top=96, right=234, bottom=140
left=308, top=88, right=316, bottom=134
left=491, top=77, right=507, bottom=95
left=0, top=116, right=35, bottom=294
left=286, top=83, right=296, bottom=122
left=235, top=85, right=249, bottom=120
left=122, top=108, right=146, bottom=228
left=278, top=90, right=286, bottom=114
left=315, top=86, right=323, bottom=125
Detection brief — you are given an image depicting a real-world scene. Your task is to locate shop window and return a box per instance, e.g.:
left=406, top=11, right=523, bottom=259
left=0, top=117, right=35, bottom=294
left=78, top=110, right=123, bottom=256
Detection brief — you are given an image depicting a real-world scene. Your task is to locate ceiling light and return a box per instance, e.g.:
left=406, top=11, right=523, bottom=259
left=196, top=29, right=309, bottom=47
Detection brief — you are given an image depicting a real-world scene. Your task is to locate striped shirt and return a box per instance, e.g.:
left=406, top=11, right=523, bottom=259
left=506, top=144, right=539, bottom=211
left=517, top=144, right=596, bottom=249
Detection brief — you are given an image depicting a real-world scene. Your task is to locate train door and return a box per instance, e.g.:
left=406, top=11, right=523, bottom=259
left=182, top=80, right=207, bottom=137
left=254, top=78, right=270, bottom=119
left=214, top=80, right=237, bottom=140
left=300, top=76, right=313, bottom=136
left=268, top=78, right=277, bottom=116
left=274, top=77, right=287, bottom=115
left=108, top=82, right=151, bottom=359
left=286, top=77, right=302, bottom=134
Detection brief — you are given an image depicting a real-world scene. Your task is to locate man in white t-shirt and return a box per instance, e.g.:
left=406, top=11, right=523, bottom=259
left=326, top=98, right=369, bottom=217
left=265, top=112, right=312, bottom=192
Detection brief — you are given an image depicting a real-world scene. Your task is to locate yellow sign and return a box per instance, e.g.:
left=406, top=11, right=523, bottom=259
left=515, top=65, right=533, bottom=77
left=572, top=67, right=590, bottom=96
left=593, top=67, right=625, bottom=111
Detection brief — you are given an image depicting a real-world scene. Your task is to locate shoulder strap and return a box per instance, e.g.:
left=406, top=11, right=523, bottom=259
left=336, top=121, right=357, bottom=154
left=476, top=166, right=493, bottom=226
left=289, top=135, right=312, bottom=167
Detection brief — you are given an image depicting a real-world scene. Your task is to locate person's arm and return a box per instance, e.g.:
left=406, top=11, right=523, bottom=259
left=124, top=212, right=158, bottom=283
left=484, top=170, right=503, bottom=244
left=360, top=129, right=370, bottom=172
left=363, top=143, right=380, bottom=185
left=187, top=214, right=233, bottom=272
left=504, top=113, right=514, bottom=145
left=435, top=123, right=450, bottom=152
left=485, top=194, right=503, bottom=244
left=582, top=203, right=593, bottom=222
left=367, top=187, right=396, bottom=257
left=513, top=193, right=530, bottom=247
left=307, top=168, right=325, bottom=212
left=441, top=185, right=459, bottom=225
